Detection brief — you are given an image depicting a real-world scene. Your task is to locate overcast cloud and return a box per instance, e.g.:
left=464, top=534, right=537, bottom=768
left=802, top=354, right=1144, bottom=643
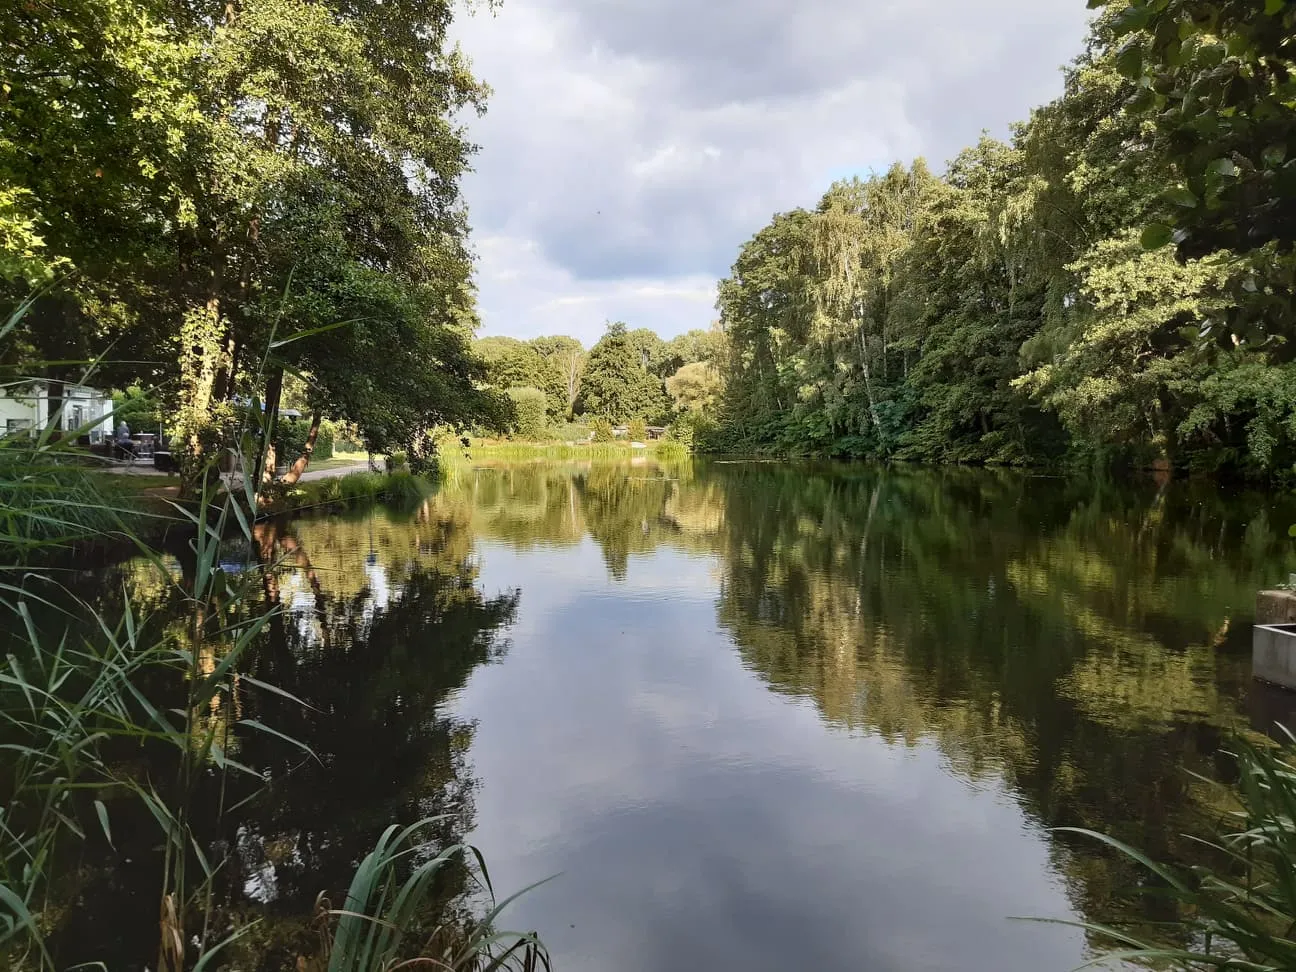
left=451, top=0, right=1093, bottom=345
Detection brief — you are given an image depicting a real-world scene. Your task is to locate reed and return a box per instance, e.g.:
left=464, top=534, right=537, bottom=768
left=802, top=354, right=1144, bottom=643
left=1050, top=729, right=1296, bottom=969
left=0, top=303, right=549, bottom=968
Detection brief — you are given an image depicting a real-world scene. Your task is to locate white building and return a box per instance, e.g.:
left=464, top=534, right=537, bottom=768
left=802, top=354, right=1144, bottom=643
left=0, top=382, right=114, bottom=443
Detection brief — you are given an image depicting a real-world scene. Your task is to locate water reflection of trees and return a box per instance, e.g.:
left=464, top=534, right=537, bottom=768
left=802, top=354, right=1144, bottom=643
left=437, top=459, right=1296, bottom=945
left=429, top=461, right=705, bottom=579
left=705, top=464, right=1296, bottom=944
left=211, top=507, right=520, bottom=969
left=49, top=501, right=520, bottom=970
left=63, top=462, right=1296, bottom=963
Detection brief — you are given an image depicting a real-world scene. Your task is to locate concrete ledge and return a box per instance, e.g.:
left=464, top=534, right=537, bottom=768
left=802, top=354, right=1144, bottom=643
left=1255, top=623, right=1296, bottom=690
left=1257, top=589, right=1296, bottom=625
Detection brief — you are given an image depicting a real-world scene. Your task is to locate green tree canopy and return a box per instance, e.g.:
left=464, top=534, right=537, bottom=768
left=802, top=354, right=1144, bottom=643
left=529, top=335, right=585, bottom=417
left=666, top=361, right=723, bottom=415
left=577, top=322, right=669, bottom=424
left=1, top=0, right=500, bottom=489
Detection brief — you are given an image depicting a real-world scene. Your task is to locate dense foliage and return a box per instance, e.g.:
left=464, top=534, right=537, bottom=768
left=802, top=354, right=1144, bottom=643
left=505, top=386, right=549, bottom=439
left=472, top=324, right=721, bottom=431
left=713, top=4, right=1296, bottom=477
left=0, top=0, right=504, bottom=488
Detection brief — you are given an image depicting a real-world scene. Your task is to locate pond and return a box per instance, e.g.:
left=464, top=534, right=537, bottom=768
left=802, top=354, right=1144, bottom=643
left=46, top=459, right=1296, bottom=970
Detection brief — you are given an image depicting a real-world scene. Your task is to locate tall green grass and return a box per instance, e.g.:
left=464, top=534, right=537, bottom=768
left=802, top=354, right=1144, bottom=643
left=262, top=469, right=435, bottom=515
left=325, top=820, right=549, bottom=972
left=0, top=299, right=550, bottom=968
left=1051, top=729, right=1296, bottom=968
left=0, top=453, right=549, bottom=970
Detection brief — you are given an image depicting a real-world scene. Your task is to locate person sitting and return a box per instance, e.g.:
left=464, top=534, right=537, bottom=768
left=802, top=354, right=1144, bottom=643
left=115, top=420, right=135, bottom=460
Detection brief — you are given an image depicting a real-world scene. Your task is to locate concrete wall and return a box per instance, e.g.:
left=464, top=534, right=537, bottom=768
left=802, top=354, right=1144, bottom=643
left=1254, top=623, right=1296, bottom=690
left=0, top=386, right=39, bottom=433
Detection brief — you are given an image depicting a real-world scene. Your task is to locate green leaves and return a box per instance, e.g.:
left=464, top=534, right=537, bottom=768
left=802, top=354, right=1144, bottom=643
left=93, top=799, right=113, bottom=849
left=1140, top=222, right=1175, bottom=249
left=577, top=322, right=670, bottom=425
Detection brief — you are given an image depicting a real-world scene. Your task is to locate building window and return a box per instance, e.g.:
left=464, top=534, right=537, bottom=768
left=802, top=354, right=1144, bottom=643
left=5, top=419, right=32, bottom=434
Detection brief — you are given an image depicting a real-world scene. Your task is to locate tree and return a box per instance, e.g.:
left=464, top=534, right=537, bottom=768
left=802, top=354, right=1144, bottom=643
left=716, top=209, right=816, bottom=451
left=708, top=10, right=1296, bottom=476
left=530, top=335, right=585, bottom=417
left=1095, top=0, right=1296, bottom=258
left=1092, top=0, right=1296, bottom=345
left=0, top=0, right=190, bottom=414
left=666, top=362, right=722, bottom=415
left=577, top=322, right=669, bottom=423
left=661, top=328, right=724, bottom=376
left=1, top=0, right=498, bottom=492
left=625, top=328, right=670, bottom=377
left=506, top=387, right=549, bottom=440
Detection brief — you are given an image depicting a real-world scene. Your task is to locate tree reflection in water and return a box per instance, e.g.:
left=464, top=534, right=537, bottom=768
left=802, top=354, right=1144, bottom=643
left=429, top=460, right=1296, bottom=951
left=49, top=461, right=1296, bottom=964
left=49, top=500, right=519, bottom=970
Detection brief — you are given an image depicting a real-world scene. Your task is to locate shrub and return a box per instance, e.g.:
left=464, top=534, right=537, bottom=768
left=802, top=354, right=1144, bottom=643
left=506, top=387, right=549, bottom=441
left=274, top=417, right=334, bottom=463
left=627, top=418, right=647, bottom=442
left=590, top=417, right=615, bottom=443
left=315, top=419, right=336, bottom=461
left=338, top=471, right=385, bottom=504
left=110, top=385, right=162, bottom=433
left=673, top=410, right=722, bottom=452
left=385, top=450, right=408, bottom=472
left=667, top=414, right=696, bottom=448
left=378, top=469, right=430, bottom=505
left=551, top=422, right=591, bottom=443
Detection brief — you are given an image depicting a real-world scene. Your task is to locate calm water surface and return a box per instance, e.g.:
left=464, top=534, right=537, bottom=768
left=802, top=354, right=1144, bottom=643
left=53, top=460, right=1296, bottom=970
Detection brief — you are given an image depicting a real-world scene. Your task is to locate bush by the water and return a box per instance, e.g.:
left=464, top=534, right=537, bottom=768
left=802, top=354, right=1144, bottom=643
left=627, top=418, right=647, bottom=442
left=590, top=417, right=615, bottom=443
left=506, top=387, right=549, bottom=440
left=266, top=469, right=434, bottom=514
left=551, top=422, right=591, bottom=443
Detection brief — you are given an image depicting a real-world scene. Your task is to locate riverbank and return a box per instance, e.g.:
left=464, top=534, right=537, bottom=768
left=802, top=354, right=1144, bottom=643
left=449, top=439, right=689, bottom=463
left=262, top=468, right=434, bottom=514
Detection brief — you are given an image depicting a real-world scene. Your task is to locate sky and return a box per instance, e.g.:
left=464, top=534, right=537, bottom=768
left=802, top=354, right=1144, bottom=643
left=451, top=0, right=1094, bottom=347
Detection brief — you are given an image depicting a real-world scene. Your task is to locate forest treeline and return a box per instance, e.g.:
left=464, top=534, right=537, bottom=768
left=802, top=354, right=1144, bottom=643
left=710, top=1, right=1296, bottom=476
left=471, top=324, right=722, bottom=437
left=3, top=0, right=1293, bottom=480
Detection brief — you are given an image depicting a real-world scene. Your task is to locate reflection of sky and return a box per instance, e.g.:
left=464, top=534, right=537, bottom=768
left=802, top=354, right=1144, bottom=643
left=279, top=557, right=395, bottom=649
left=448, top=540, right=1088, bottom=972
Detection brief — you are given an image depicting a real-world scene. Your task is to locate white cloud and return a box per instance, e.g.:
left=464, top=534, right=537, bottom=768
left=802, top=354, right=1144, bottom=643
left=473, top=234, right=717, bottom=344
left=452, top=0, right=1092, bottom=343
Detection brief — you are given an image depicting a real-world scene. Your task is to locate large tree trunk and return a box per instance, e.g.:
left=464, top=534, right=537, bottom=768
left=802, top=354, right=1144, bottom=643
left=43, top=379, right=65, bottom=437
left=253, top=364, right=284, bottom=491
left=277, top=410, right=321, bottom=486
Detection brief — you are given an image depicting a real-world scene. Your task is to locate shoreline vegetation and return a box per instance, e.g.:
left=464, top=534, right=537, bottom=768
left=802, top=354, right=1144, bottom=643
left=0, top=427, right=550, bottom=969
left=2, top=0, right=1295, bottom=964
